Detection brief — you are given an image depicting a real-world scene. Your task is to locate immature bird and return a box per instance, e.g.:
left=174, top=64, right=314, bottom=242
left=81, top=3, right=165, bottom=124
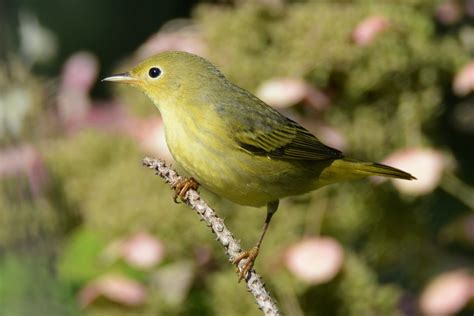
left=103, top=51, right=415, bottom=281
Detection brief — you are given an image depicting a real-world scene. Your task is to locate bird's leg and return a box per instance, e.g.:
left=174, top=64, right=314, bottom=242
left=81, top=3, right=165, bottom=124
left=172, top=177, right=199, bottom=203
left=233, top=200, right=279, bottom=282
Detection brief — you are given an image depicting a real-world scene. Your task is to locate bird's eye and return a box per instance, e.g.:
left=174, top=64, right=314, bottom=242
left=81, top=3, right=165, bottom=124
left=148, top=67, right=162, bottom=78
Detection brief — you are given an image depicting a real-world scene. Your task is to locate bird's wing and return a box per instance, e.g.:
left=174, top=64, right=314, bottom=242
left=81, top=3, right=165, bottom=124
left=220, top=91, right=343, bottom=161
left=235, top=118, right=343, bottom=160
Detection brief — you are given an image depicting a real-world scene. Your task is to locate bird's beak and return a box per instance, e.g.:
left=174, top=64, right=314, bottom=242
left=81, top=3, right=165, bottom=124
left=102, top=72, right=137, bottom=84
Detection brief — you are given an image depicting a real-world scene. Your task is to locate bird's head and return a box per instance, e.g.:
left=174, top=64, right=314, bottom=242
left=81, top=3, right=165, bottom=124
left=103, top=51, right=227, bottom=106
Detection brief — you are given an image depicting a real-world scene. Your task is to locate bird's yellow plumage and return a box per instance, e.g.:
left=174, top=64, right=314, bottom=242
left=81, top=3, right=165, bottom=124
left=103, top=51, right=415, bottom=280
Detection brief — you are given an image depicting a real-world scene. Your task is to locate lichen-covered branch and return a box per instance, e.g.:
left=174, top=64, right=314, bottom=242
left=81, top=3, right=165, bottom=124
left=142, top=157, right=281, bottom=316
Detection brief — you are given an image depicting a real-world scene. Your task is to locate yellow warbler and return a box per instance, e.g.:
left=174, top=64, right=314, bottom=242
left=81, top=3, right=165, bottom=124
left=103, top=51, right=415, bottom=280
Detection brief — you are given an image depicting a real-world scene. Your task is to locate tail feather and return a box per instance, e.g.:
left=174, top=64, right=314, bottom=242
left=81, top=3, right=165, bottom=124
left=340, top=158, right=416, bottom=180
left=314, top=158, right=415, bottom=189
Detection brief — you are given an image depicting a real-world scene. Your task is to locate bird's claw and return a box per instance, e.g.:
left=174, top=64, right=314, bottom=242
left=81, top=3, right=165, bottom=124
left=172, top=177, right=199, bottom=203
left=232, top=246, right=259, bottom=282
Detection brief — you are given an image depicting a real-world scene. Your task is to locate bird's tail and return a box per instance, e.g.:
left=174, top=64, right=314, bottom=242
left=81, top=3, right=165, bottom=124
left=317, top=158, right=416, bottom=187
left=347, top=159, right=416, bottom=180
left=338, top=158, right=416, bottom=179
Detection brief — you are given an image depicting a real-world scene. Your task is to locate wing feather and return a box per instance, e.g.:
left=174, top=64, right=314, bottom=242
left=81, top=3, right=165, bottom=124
left=214, top=84, right=343, bottom=161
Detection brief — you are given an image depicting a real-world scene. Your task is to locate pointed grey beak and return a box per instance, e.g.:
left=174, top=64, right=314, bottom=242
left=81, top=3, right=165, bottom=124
left=102, top=72, right=137, bottom=83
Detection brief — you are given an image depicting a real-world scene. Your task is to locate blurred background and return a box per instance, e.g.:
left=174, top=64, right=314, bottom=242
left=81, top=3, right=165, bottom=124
left=1, top=0, right=473, bottom=315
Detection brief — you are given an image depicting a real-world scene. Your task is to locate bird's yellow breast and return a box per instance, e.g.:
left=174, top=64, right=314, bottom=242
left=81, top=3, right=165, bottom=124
left=158, top=102, right=330, bottom=207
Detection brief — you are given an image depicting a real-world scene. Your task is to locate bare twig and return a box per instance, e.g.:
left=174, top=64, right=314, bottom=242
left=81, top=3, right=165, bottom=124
left=142, top=157, right=281, bottom=316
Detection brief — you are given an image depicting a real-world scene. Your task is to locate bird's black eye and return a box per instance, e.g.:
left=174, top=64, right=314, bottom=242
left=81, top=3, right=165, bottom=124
left=148, top=67, right=161, bottom=78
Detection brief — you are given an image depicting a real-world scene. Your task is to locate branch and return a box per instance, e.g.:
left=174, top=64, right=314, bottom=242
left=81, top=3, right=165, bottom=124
left=142, top=157, right=281, bottom=316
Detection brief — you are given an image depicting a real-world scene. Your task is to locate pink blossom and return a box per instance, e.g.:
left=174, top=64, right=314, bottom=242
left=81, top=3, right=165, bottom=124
left=61, top=52, right=99, bottom=92
left=284, top=237, right=344, bottom=284
left=314, top=124, right=347, bottom=151
left=79, top=274, right=147, bottom=307
left=57, top=52, right=99, bottom=123
left=63, top=102, right=130, bottom=134
left=130, top=117, right=174, bottom=162
left=135, top=21, right=205, bottom=61
left=380, top=148, right=446, bottom=196
left=352, top=15, right=390, bottom=46
left=256, top=78, right=330, bottom=109
left=436, top=1, right=463, bottom=25
left=61, top=100, right=174, bottom=161
left=419, top=270, right=474, bottom=315
left=120, top=232, right=165, bottom=269
left=0, top=145, right=48, bottom=197
left=453, top=61, right=474, bottom=96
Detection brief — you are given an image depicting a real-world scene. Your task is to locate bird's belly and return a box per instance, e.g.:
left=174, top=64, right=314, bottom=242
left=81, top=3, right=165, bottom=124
left=165, top=126, right=324, bottom=207
left=168, top=141, right=267, bottom=206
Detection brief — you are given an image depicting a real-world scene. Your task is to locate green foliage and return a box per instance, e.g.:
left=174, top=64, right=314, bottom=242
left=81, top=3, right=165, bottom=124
left=0, top=254, right=79, bottom=316
left=0, top=187, right=59, bottom=248
left=58, top=228, right=107, bottom=285
left=207, top=270, right=262, bottom=316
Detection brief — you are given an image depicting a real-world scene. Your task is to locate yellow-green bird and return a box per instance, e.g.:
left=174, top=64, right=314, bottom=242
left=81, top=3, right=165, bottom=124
left=103, top=51, right=415, bottom=280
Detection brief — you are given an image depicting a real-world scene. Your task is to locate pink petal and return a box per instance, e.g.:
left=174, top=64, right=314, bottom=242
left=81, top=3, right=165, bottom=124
left=257, top=78, right=329, bottom=109
left=120, top=232, right=165, bottom=269
left=381, top=148, right=446, bottom=195
left=131, top=117, right=174, bottom=162
left=60, top=52, right=99, bottom=93
left=453, top=61, right=474, bottom=96
left=436, top=1, right=463, bottom=25
left=135, top=22, right=205, bottom=61
left=420, top=270, right=474, bottom=315
left=0, top=145, right=48, bottom=197
left=64, top=103, right=131, bottom=134
left=61, top=101, right=174, bottom=162
left=257, top=78, right=308, bottom=108
left=285, top=237, right=344, bottom=284
left=57, top=52, right=99, bottom=123
left=352, top=15, right=390, bottom=46
left=314, top=124, right=347, bottom=151
left=79, top=274, right=146, bottom=307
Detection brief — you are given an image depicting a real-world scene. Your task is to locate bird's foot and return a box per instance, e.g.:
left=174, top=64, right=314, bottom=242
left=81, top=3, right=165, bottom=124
left=172, top=177, right=199, bottom=203
left=232, top=246, right=259, bottom=282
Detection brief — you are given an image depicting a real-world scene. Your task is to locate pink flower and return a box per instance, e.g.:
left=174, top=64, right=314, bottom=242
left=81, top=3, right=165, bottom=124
left=380, top=148, right=446, bottom=196
left=79, top=274, right=147, bottom=307
left=131, top=117, right=174, bottom=162
left=120, top=232, right=165, bottom=269
left=453, top=61, right=474, bottom=96
left=352, top=15, right=390, bottom=46
left=436, top=1, right=463, bottom=25
left=102, top=232, right=165, bottom=269
left=256, top=78, right=330, bottom=110
left=64, top=102, right=130, bottom=134
left=314, top=123, right=347, bottom=152
left=284, top=237, right=344, bottom=284
left=61, top=52, right=99, bottom=92
left=0, top=145, right=48, bottom=197
left=419, top=270, right=474, bottom=315
left=57, top=52, right=99, bottom=123
left=135, top=21, right=205, bottom=61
